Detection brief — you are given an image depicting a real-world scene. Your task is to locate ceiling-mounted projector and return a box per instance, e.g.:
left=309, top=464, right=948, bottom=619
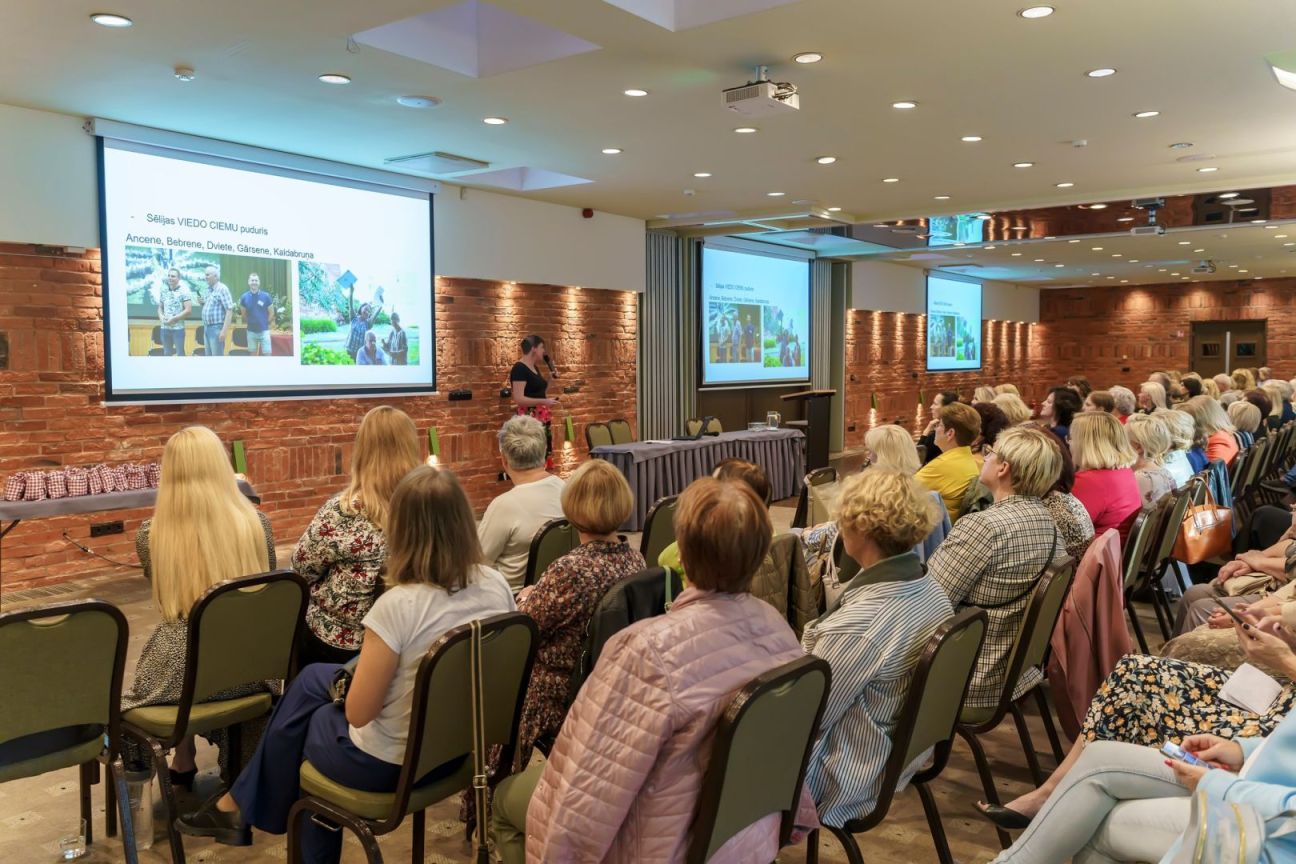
left=723, top=66, right=799, bottom=117
left=1192, top=260, right=1217, bottom=274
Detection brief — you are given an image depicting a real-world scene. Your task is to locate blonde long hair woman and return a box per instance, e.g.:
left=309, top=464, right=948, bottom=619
left=1069, top=412, right=1143, bottom=545
left=125, top=426, right=276, bottom=787
left=1138, top=381, right=1167, bottom=414
left=292, top=405, right=422, bottom=666
left=865, top=424, right=921, bottom=473
left=993, top=392, right=1032, bottom=425
left=1181, top=394, right=1239, bottom=467
left=1124, top=414, right=1176, bottom=512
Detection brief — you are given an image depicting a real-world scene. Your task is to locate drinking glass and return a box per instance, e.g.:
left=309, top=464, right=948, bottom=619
left=57, top=818, right=86, bottom=860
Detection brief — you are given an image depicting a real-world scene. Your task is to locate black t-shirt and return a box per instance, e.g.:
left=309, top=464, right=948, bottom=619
left=511, top=361, right=548, bottom=399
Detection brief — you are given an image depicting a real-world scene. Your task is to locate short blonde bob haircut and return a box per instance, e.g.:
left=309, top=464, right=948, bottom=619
left=993, top=393, right=1032, bottom=425
left=1227, top=400, right=1262, bottom=435
left=1070, top=411, right=1138, bottom=471
left=675, top=476, right=772, bottom=593
left=384, top=465, right=482, bottom=593
left=1140, top=381, right=1168, bottom=412
left=1124, top=414, right=1172, bottom=465
left=993, top=425, right=1063, bottom=498
left=994, top=383, right=1020, bottom=397
left=837, top=469, right=937, bottom=557
left=973, top=386, right=998, bottom=403
left=1181, top=394, right=1235, bottom=445
left=561, top=459, right=634, bottom=535
left=864, top=424, right=921, bottom=474
left=340, top=405, right=422, bottom=531
left=1200, top=377, right=1221, bottom=399
left=1154, top=408, right=1196, bottom=452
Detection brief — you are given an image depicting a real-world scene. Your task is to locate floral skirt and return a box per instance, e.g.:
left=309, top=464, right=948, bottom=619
left=1082, top=654, right=1295, bottom=745
left=517, top=405, right=554, bottom=469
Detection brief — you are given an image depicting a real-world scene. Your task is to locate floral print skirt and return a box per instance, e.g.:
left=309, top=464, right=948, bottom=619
left=1082, top=654, right=1295, bottom=745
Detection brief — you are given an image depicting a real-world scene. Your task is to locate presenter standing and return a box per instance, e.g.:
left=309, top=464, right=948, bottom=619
left=201, top=266, right=233, bottom=357
left=510, top=335, right=559, bottom=468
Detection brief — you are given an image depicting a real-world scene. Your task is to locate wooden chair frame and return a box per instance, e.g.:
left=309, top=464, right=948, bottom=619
left=791, top=467, right=838, bottom=530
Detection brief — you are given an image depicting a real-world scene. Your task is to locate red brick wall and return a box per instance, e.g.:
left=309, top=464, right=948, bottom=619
left=0, top=242, right=638, bottom=589
left=843, top=278, right=1296, bottom=448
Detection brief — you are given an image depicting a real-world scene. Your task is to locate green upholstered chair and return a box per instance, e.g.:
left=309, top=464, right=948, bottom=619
left=286, top=612, right=537, bottom=864
left=639, top=495, right=680, bottom=567
left=1119, top=510, right=1156, bottom=653
left=686, top=655, right=831, bottom=864
left=704, top=417, right=724, bottom=434
left=0, top=599, right=138, bottom=863
left=1136, top=481, right=1199, bottom=640
left=523, top=518, right=580, bottom=588
left=791, top=467, right=838, bottom=530
left=607, top=418, right=634, bottom=444
left=807, top=609, right=989, bottom=864
left=685, top=418, right=704, bottom=437
left=120, top=570, right=307, bottom=864
left=585, top=423, right=613, bottom=449
left=956, top=556, right=1077, bottom=850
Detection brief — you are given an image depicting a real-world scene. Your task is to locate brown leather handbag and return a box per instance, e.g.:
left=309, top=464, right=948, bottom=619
left=1172, top=486, right=1233, bottom=564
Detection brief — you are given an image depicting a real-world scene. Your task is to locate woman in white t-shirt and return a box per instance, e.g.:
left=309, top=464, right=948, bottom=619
left=178, top=465, right=515, bottom=862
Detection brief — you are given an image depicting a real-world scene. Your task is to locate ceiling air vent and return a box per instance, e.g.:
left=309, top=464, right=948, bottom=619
left=384, top=151, right=490, bottom=175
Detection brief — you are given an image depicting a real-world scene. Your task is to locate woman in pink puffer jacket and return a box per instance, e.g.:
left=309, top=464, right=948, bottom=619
left=491, top=476, right=820, bottom=863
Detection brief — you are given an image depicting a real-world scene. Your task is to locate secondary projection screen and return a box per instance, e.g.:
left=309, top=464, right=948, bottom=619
left=926, top=273, right=983, bottom=372
left=700, top=244, right=811, bottom=387
left=99, top=139, right=435, bottom=402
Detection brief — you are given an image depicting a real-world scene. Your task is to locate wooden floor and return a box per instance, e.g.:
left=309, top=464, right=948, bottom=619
left=0, top=493, right=1167, bottom=864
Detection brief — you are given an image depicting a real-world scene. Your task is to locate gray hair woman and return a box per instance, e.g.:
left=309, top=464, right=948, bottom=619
left=478, top=415, right=567, bottom=590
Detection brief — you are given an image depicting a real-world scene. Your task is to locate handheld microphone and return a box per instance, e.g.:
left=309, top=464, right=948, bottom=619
left=544, top=352, right=558, bottom=378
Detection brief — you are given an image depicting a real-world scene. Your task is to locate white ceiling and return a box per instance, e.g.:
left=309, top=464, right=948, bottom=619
left=3, top=0, right=1296, bottom=222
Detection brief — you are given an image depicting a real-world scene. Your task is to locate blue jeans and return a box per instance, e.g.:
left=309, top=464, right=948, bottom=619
left=204, top=324, right=225, bottom=356
left=161, top=327, right=184, bottom=356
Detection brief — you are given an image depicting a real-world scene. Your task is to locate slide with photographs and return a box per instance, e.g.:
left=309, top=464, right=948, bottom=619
left=100, top=142, right=434, bottom=400
left=926, top=274, right=983, bottom=371
left=700, top=245, right=810, bottom=387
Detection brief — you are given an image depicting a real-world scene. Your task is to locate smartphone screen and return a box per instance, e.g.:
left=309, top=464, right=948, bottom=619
left=1213, top=598, right=1249, bottom=627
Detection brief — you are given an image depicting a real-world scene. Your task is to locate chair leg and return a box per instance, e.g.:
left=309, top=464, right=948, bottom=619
left=105, top=758, right=118, bottom=838
left=136, top=732, right=185, bottom=864
left=411, top=809, right=424, bottom=863
left=1127, top=599, right=1150, bottom=654
left=1008, top=701, right=1045, bottom=787
left=79, top=761, right=95, bottom=846
left=1032, top=687, right=1066, bottom=765
left=805, top=828, right=819, bottom=864
left=826, top=825, right=867, bottom=864
left=227, top=722, right=243, bottom=782
left=288, top=797, right=384, bottom=864
left=108, top=756, right=140, bottom=864
left=958, top=727, right=1012, bottom=850
left=915, top=782, right=954, bottom=864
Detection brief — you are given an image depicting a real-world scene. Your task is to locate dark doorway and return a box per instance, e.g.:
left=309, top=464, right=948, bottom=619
left=1190, top=320, right=1266, bottom=377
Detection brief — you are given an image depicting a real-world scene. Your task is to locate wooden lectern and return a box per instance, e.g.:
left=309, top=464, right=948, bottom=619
left=781, top=389, right=835, bottom=471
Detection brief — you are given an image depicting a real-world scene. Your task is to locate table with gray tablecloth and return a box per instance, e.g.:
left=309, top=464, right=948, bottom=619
left=592, top=428, right=805, bottom=530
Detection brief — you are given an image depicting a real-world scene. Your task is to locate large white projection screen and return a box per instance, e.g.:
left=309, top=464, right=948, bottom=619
left=926, top=274, right=983, bottom=372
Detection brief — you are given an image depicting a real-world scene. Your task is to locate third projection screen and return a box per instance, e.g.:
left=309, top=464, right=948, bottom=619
left=701, top=245, right=810, bottom=387
left=926, top=274, right=982, bottom=371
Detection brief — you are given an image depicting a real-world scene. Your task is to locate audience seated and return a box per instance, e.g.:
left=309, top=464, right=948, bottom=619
left=1244, top=387, right=1274, bottom=428
left=178, top=465, right=516, bottom=861
left=1262, top=383, right=1288, bottom=431
left=1108, top=385, right=1136, bottom=424
left=926, top=425, right=1064, bottom=713
left=478, top=415, right=566, bottom=590
left=1213, top=372, right=1235, bottom=396
left=1039, top=387, right=1082, bottom=441
left=801, top=469, right=953, bottom=827
left=917, top=391, right=960, bottom=466
left=994, top=383, right=1020, bottom=397
left=125, top=426, right=275, bottom=785
left=1148, top=371, right=1172, bottom=392
left=1070, top=412, right=1142, bottom=546
left=1233, top=367, right=1258, bottom=392
left=1065, top=375, right=1092, bottom=399
left=491, top=476, right=817, bottom=863
left=915, top=401, right=982, bottom=521
left=1272, top=378, right=1296, bottom=423
left=1227, top=399, right=1262, bottom=450
left=992, top=392, right=1032, bottom=425
left=292, top=405, right=422, bottom=666
left=1182, top=394, right=1239, bottom=468
left=1154, top=408, right=1198, bottom=488
left=865, top=423, right=922, bottom=473
left=1180, top=375, right=1203, bottom=399
left=463, top=459, right=645, bottom=828
left=973, top=385, right=998, bottom=403
left=1081, top=389, right=1114, bottom=414
left=1138, top=381, right=1167, bottom=414
left=1038, top=428, right=1095, bottom=561
left=1123, top=414, right=1176, bottom=513
left=970, top=401, right=1012, bottom=465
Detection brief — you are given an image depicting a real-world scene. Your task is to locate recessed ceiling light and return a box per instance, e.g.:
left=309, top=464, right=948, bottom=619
left=1129, top=259, right=1140, bottom=263
left=693, top=172, right=712, bottom=178
left=1240, top=269, right=1249, bottom=273
left=1034, top=258, right=1045, bottom=262
left=1169, top=142, right=1194, bottom=150
left=882, top=177, right=900, bottom=183
left=1197, top=166, right=1219, bottom=173
left=892, top=100, right=918, bottom=109
left=483, top=116, right=508, bottom=125
left=1159, top=268, right=1168, bottom=272
left=934, top=195, right=951, bottom=200
left=1106, top=276, right=1116, bottom=280
left=90, top=12, right=133, bottom=27
left=1178, top=240, right=1192, bottom=245
left=396, top=95, right=440, bottom=108
left=1089, top=203, right=1108, bottom=210
left=602, top=148, right=622, bottom=154
left=1086, top=68, right=1117, bottom=78
left=1284, top=242, right=1295, bottom=246
left=1171, top=272, right=1180, bottom=276
left=734, top=127, right=758, bottom=134
left=1265, top=224, right=1279, bottom=230
left=1112, top=253, right=1123, bottom=258
left=794, top=52, right=823, bottom=64
left=1056, top=181, right=1075, bottom=188
left=1252, top=218, right=1268, bottom=224
left=1219, top=192, right=1240, bottom=199
left=1121, top=279, right=1129, bottom=283
left=985, top=245, right=997, bottom=250
left=1012, top=252, right=1024, bottom=257
left=1276, top=234, right=1289, bottom=239
left=1068, top=239, right=1081, bottom=243
left=1019, top=6, right=1055, bottom=18
left=1182, top=276, right=1191, bottom=280
left=1117, top=217, right=1134, bottom=222
left=961, top=135, right=983, bottom=143
left=1054, top=263, right=1065, bottom=268
left=624, top=88, right=649, bottom=97
left=816, top=156, right=837, bottom=165
left=767, top=191, right=785, bottom=197
left=319, top=73, right=352, bottom=84
left=827, top=207, right=842, bottom=212
left=1092, top=247, right=1104, bottom=251
left=1133, top=110, right=1160, bottom=119
left=1193, top=248, right=1205, bottom=253
left=1013, top=161, right=1035, bottom=168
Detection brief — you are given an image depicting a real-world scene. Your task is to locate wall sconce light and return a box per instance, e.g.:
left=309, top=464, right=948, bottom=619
left=427, top=427, right=441, bottom=458
left=231, top=440, right=247, bottom=475
left=870, top=392, right=878, bottom=410
left=565, top=416, right=576, bottom=443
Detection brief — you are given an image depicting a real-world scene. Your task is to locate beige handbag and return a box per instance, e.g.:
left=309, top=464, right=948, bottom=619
left=1221, top=572, right=1278, bottom=597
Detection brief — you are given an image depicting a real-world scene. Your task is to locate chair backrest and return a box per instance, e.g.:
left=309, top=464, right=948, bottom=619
left=1230, top=447, right=1251, bottom=498
left=685, top=655, right=831, bottom=864
left=585, top=422, right=613, bottom=450
left=831, top=532, right=862, bottom=585
left=391, top=612, right=537, bottom=824
left=524, top=518, right=580, bottom=588
left=1120, top=509, right=1155, bottom=592
left=640, top=494, right=680, bottom=564
left=851, top=608, right=988, bottom=831
left=1151, top=481, right=1198, bottom=567
left=178, top=571, right=307, bottom=740
left=686, top=418, right=703, bottom=437
left=806, top=474, right=841, bottom=528
left=704, top=417, right=724, bottom=434
left=0, top=600, right=128, bottom=762
left=959, top=481, right=993, bottom=520
left=607, top=419, right=634, bottom=445
left=791, top=467, right=837, bottom=529
left=577, top=567, right=683, bottom=696
left=1242, top=437, right=1270, bottom=493
left=988, top=556, right=1077, bottom=719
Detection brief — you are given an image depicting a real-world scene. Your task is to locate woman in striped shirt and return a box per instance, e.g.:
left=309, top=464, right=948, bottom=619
left=802, top=469, right=954, bottom=827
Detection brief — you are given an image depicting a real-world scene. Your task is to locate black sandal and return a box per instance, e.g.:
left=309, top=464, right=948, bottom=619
left=168, top=767, right=198, bottom=791
left=975, top=802, right=1032, bottom=830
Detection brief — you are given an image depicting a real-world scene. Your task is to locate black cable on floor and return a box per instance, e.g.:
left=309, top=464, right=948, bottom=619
left=61, top=531, right=144, bottom=570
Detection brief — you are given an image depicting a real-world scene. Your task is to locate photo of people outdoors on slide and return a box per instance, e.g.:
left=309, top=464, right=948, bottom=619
left=707, top=301, right=763, bottom=364
left=123, top=245, right=293, bottom=357
left=928, top=314, right=978, bottom=362
left=297, top=262, right=419, bottom=367
left=761, top=305, right=805, bottom=369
